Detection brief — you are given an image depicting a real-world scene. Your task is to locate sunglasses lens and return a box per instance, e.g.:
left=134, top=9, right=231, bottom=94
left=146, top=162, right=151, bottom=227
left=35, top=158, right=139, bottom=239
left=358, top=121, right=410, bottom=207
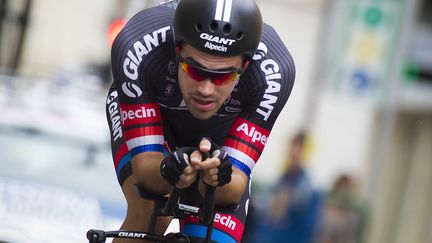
left=212, top=72, right=239, bottom=85
left=181, top=61, right=206, bottom=81
left=180, top=60, right=241, bottom=85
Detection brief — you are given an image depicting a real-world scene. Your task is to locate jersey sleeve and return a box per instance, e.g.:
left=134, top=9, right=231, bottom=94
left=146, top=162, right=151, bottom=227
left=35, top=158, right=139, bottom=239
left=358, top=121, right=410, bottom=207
left=110, top=6, right=174, bottom=158
left=222, top=24, right=296, bottom=177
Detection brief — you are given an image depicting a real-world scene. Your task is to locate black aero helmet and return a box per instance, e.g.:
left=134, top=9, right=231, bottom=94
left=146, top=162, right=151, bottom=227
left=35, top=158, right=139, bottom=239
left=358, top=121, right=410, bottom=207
left=174, top=0, right=263, bottom=58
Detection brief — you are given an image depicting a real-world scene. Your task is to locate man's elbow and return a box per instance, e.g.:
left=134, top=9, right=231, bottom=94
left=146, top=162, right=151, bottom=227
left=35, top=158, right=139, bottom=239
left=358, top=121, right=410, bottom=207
left=215, top=173, right=248, bottom=206
left=215, top=188, right=244, bottom=207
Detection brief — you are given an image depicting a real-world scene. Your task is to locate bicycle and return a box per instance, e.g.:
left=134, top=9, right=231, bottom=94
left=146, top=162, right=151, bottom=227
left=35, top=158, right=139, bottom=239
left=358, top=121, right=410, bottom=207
left=87, top=176, right=217, bottom=243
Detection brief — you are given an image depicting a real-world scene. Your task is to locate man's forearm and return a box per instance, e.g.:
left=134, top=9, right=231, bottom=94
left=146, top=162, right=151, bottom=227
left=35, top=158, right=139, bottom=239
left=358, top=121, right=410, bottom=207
left=131, top=152, right=172, bottom=195
left=199, top=168, right=248, bottom=206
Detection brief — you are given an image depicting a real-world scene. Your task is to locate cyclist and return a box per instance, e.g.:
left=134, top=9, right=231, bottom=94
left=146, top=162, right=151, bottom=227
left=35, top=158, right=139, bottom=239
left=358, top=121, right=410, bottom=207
left=106, top=0, right=295, bottom=242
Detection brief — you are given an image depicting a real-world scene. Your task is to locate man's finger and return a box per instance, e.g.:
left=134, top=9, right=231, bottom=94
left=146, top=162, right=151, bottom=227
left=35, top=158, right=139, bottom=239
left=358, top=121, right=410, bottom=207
left=183, top=165, right=196, bottom=176
left=211, top=148, right=222, bottom=157
left=198, top=157, right=220, bottom=170
left=202, top=175, right=218, bottom=187
left=190, top=150, right=202, bottom=167
left=180, top=170, right=197, bottom=181
left=205, top=168, right=218, bottom=176
left=199, top=138, right=211, bottom=153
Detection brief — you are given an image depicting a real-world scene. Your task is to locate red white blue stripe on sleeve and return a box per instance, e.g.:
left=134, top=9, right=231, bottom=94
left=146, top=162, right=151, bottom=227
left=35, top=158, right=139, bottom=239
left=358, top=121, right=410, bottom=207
left=126, top=135, right=165, bottom=156
left=120, top=103, right=165, bottom=157
left=223, top=118, right=270, bottom=177
left=222, top=146, right=255, bottom=177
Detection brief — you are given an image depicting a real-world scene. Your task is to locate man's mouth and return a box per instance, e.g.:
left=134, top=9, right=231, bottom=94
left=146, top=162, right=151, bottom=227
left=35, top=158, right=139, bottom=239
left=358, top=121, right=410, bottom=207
left=193, top=98, right=215, bottom=111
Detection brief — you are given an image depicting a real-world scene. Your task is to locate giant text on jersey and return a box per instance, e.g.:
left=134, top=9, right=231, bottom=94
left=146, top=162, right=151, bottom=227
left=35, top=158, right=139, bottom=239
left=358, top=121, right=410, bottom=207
left=123, top=26, right=171, bottom=80
left=255, top=43, right=282, bottom=121
left=107, top=91, right=123, bottom=141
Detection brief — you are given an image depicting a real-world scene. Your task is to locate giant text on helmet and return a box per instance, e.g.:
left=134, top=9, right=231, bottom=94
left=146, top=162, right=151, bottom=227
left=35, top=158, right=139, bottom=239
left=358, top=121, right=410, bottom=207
left=255, top=42, right=282, bottom=121
left=200, top=33, right=236, bottom=53
left=123, top=26, right=171, bottom=80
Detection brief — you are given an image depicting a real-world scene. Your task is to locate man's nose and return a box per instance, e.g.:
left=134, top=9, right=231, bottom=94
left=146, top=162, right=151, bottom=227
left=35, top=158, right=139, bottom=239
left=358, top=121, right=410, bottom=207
left=197, top=79, right=215, bottom=96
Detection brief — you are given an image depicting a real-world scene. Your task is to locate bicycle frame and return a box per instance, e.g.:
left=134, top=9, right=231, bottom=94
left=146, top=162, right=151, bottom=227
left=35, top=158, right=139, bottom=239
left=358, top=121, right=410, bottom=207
left=87, top=185, right=216, bottom=243
left=86, top=229, right=186, bottom=243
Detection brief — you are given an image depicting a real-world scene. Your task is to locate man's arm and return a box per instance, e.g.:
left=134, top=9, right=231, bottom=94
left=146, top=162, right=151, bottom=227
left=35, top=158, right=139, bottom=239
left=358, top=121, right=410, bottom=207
left=196, top=139, right=248, bottom=206
left=199, top=166, right=248, bottom=206
left=131, top=152, right=171, bottom=195
left=132, top=150, right=203, bottom=195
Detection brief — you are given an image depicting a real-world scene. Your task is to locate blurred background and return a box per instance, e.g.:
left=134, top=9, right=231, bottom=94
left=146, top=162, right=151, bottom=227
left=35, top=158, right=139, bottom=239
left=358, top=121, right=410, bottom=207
left=0, top=0, right=430, bottom=243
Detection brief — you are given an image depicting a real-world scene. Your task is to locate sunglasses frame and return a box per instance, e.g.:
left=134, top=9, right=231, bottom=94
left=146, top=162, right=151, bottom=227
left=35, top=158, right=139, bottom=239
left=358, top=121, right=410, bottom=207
left=176, top=46, right=249, bottom=86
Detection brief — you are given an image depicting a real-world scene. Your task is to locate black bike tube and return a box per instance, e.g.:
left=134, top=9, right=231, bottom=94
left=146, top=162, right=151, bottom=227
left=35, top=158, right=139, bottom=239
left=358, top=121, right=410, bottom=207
left=159, top=187, right=182, bottom=216
left=86, top=229, right=106, bottom=243
left=201, top=185, right=215, bottom=225
left=202, top=185, right=215, bottom=242
left=199, top=150, right=213, bottom=227
left=199, top=151, right=216, bottom=242
left=149, top=198, right=160, bottom=235
left=104, top=230, right=168, bottom=242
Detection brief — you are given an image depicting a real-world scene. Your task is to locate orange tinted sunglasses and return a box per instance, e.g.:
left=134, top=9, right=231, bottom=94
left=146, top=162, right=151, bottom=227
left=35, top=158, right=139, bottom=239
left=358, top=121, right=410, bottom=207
left=177, top=50, right=249, bottom=86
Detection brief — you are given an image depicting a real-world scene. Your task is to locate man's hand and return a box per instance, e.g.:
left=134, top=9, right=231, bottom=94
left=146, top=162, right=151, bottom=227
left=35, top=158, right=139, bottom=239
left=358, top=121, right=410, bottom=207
left=160, top=147, right=202, bottom=189
left=198, top=138, right=233, bottom=187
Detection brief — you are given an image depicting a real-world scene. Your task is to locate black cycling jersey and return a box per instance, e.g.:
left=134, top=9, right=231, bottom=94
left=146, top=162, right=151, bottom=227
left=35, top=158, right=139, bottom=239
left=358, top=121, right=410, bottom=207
left=105, top=1, right=295, bottom=242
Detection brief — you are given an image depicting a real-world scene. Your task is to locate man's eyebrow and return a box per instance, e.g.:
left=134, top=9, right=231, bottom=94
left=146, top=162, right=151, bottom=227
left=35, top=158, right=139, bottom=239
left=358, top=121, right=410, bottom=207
left=183, top=56, right=238, bottom=71
left=184, top=56, right=204, bottom=68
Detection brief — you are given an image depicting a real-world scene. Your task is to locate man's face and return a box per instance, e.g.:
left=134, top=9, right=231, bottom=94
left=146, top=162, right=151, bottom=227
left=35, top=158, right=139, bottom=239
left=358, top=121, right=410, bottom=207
left=178, top=44, right=244, bottom=120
